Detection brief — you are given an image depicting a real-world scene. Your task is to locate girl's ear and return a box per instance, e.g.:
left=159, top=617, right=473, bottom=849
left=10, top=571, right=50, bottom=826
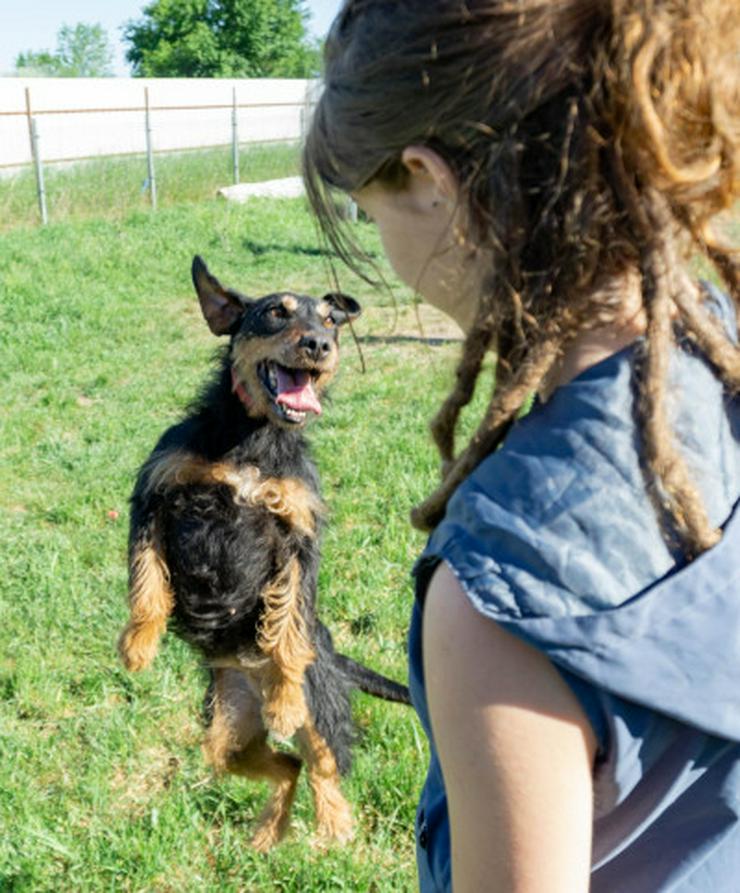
left=322, top=293, right=362, bottom=326
left=191, top=255, right=250, bottom=336
left=401, top=145, right=459, bottom=203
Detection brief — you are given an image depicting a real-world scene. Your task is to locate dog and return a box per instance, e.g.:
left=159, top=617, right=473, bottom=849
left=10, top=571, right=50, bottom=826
left=118, top=256, right=409, bottom=851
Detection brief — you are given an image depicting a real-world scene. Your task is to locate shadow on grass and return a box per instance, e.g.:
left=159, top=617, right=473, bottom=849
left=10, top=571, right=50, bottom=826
left=241, top=238, right=336, bottom=259
left=241, top=237, right=380, bottom=262
left=358, top=334, right=462, bottom=347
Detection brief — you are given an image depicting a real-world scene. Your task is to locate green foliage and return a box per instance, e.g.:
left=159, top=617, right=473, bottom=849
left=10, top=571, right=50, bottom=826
left=15, top=23, right=113, bottom=78
left=14, top=49, right=59, bottom=77
left=124, top=0, right=320, bottom=78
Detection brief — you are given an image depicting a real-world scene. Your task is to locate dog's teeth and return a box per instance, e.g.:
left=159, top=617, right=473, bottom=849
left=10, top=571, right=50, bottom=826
left=282, top=406, right=306, bottom=423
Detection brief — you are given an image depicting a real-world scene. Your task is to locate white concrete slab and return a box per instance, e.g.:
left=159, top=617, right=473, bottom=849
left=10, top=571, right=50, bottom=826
left=217, top=176, right=305, bottom=202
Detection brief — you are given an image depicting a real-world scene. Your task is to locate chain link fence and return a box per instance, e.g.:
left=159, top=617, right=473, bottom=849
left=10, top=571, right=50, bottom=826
left=0, top=77, right=317, bottom=224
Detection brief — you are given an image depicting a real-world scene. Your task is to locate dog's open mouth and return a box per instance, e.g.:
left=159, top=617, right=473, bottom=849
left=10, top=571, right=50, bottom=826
left=258, top=361, right=322, bottom=424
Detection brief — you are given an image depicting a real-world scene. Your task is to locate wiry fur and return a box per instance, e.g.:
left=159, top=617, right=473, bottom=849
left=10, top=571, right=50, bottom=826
left=119, top=256, right=409, bottom=850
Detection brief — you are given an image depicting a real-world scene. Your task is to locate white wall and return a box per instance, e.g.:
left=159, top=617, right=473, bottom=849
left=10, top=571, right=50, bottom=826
left=0, top=78, right=316, bottom=170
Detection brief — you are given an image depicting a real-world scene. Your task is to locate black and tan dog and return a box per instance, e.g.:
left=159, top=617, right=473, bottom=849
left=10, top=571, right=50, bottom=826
left=118, top=256, right=408, bottom=851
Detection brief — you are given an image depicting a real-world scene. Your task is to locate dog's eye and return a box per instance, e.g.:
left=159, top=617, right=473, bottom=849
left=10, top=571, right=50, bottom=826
left=323, top=315, right=336, bottom=329
left=268, top=306, right=289, bottom=320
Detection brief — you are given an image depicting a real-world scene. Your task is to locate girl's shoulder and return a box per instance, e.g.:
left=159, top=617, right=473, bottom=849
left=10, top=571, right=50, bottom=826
left=417, top=318, right=739, bottom=621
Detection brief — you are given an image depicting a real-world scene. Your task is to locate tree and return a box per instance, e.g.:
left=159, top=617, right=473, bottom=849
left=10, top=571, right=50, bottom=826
left=15, top=23, right=114, bottom=77
left=124, top=0, right=319, bottom=78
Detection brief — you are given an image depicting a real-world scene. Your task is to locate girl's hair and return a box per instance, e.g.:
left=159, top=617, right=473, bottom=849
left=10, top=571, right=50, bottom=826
left=304, top=0, right=740, bottom=556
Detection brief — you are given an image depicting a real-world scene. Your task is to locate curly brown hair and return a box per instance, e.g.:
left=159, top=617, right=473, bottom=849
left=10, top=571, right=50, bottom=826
left=303, top=0, right=740, bottom=556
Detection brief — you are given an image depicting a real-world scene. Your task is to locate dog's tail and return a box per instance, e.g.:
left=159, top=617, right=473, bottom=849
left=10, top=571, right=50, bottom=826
left=335, top=653, right=411, bottom=705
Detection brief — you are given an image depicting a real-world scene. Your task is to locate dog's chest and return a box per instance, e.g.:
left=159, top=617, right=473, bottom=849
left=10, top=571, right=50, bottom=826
left=162, top=460, right=320, bottom=570
left=157, top=459, right=322, bottom=655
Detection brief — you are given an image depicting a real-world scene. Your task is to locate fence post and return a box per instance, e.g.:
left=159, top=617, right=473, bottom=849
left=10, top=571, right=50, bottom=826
left=25, top=87, right=48, bottom=225
left=231, top=87, right=240, bottom=185
left=144, top=87, right=157, bottom=210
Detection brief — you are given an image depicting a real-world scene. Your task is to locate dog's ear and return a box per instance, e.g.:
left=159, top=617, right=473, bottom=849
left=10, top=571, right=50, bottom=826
left=192, top=256, right=250, bottom=336
left=322, top=293, right=362, bottom=327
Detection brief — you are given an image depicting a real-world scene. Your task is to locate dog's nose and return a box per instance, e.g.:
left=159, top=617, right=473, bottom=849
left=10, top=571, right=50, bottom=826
left=298, top=333, right=332, bottom=361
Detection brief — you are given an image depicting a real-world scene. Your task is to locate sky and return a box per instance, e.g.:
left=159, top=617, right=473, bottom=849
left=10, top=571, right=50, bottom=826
left=0, top=0, right=344, bottom=76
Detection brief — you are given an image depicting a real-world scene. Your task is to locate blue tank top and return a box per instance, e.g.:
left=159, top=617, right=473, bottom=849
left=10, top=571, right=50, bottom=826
left=409, top=285, right=740, bottom=891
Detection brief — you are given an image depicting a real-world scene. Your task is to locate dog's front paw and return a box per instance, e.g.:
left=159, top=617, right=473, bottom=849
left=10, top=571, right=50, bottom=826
left=118, top=623, right=159, bottom=671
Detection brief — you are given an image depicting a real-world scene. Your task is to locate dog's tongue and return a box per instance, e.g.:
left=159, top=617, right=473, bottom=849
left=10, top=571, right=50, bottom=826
left=275, top=366, right=322, bottom=415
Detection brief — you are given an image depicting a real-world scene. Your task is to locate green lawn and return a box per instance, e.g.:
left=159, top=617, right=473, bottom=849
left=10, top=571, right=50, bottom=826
left=0, top=190, right=479, bottom=891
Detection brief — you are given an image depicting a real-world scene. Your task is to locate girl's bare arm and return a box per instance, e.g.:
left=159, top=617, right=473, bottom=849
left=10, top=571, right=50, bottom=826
left=423, top=561, right=598, bottom=893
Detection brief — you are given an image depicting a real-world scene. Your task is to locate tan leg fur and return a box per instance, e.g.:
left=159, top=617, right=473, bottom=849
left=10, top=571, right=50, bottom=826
left=204, top=669, right=302, bottom=851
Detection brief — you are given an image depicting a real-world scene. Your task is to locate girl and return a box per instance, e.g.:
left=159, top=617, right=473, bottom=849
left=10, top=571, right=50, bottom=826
left=304, top=1, right=740, bottom=890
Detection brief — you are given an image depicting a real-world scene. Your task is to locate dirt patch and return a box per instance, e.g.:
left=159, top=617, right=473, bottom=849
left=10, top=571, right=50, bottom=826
left=358, top=302, right=463, bottom=343
left=111, top=739, right=196, bottom=816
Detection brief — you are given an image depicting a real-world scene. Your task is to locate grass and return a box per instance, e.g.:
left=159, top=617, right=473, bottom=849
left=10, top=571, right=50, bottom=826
left=0, top=142, right=301, bottom=232
left=0, top=189, right=479, bottom=891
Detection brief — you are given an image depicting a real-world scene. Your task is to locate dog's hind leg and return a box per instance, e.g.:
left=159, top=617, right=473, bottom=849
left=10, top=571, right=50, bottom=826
left=204, top=668, right=302, bottom=852
left=295, top=639, right=355, bottom=845
left=119, top=515, right=173, bottom=671
left=295, top=719, right=354, bottom=845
